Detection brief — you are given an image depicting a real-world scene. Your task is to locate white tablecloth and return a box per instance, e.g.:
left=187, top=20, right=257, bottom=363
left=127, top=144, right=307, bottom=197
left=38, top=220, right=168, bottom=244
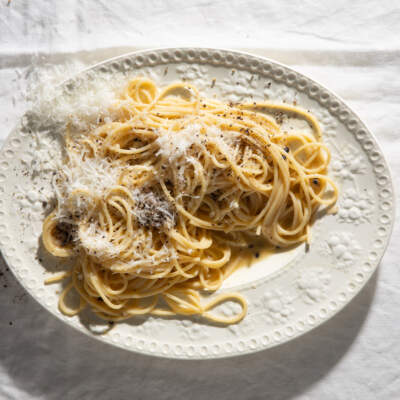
left=1, top=1, right=399, bottom=399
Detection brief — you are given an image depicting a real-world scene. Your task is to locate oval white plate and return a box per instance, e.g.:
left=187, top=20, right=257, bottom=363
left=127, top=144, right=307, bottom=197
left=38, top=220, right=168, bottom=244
left=0, top=48, right=394, bottom=359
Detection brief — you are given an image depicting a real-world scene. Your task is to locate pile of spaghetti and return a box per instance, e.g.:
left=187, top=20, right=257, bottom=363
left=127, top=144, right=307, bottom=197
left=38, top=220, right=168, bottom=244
left=43, top=77, right=338, bottom=324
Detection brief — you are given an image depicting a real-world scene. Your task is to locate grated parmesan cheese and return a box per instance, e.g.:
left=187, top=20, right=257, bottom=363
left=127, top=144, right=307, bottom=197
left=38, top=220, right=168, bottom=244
left=79, top=224, right=120, bottom=258
left=155, top=123, right=239, bottom=162
left=53, top=155, right=121, bottom=221
left=19, top=61, right=127, bottom=137
left=66, top=155, right=120, bottom=198
left=155, top=123, right=204, bottom=160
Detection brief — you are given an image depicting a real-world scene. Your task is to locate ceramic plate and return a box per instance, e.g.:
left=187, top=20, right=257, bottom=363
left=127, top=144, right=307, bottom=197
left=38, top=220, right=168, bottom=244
left=0, top=48, right=394, bottom=359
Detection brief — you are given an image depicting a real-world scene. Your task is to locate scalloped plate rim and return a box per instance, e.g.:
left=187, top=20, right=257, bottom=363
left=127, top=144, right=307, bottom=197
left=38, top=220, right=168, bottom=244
left=0, top=47, right=395, bottom=359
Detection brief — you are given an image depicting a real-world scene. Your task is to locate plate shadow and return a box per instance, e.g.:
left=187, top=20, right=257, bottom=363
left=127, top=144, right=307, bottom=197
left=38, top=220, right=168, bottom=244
left=0, top=250, right=379, bottom=400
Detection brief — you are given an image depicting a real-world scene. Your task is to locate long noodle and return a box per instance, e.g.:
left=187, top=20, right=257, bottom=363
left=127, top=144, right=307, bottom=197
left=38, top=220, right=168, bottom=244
left=42, top=77, right=338, bottom=324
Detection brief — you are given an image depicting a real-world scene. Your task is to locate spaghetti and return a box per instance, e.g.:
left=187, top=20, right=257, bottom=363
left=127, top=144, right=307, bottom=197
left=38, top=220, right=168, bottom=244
left=42, top=77, right=338, bottom=324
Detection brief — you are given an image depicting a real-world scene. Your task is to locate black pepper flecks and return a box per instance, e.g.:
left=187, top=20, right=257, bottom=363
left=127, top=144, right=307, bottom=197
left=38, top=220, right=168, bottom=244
left=12, top=292, right=27, bottom=305
left=53, top=222, right=76, bottom=247
left=274, top=111, right=285, bottom=125
left=135, top=191, right=175, bottom=230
